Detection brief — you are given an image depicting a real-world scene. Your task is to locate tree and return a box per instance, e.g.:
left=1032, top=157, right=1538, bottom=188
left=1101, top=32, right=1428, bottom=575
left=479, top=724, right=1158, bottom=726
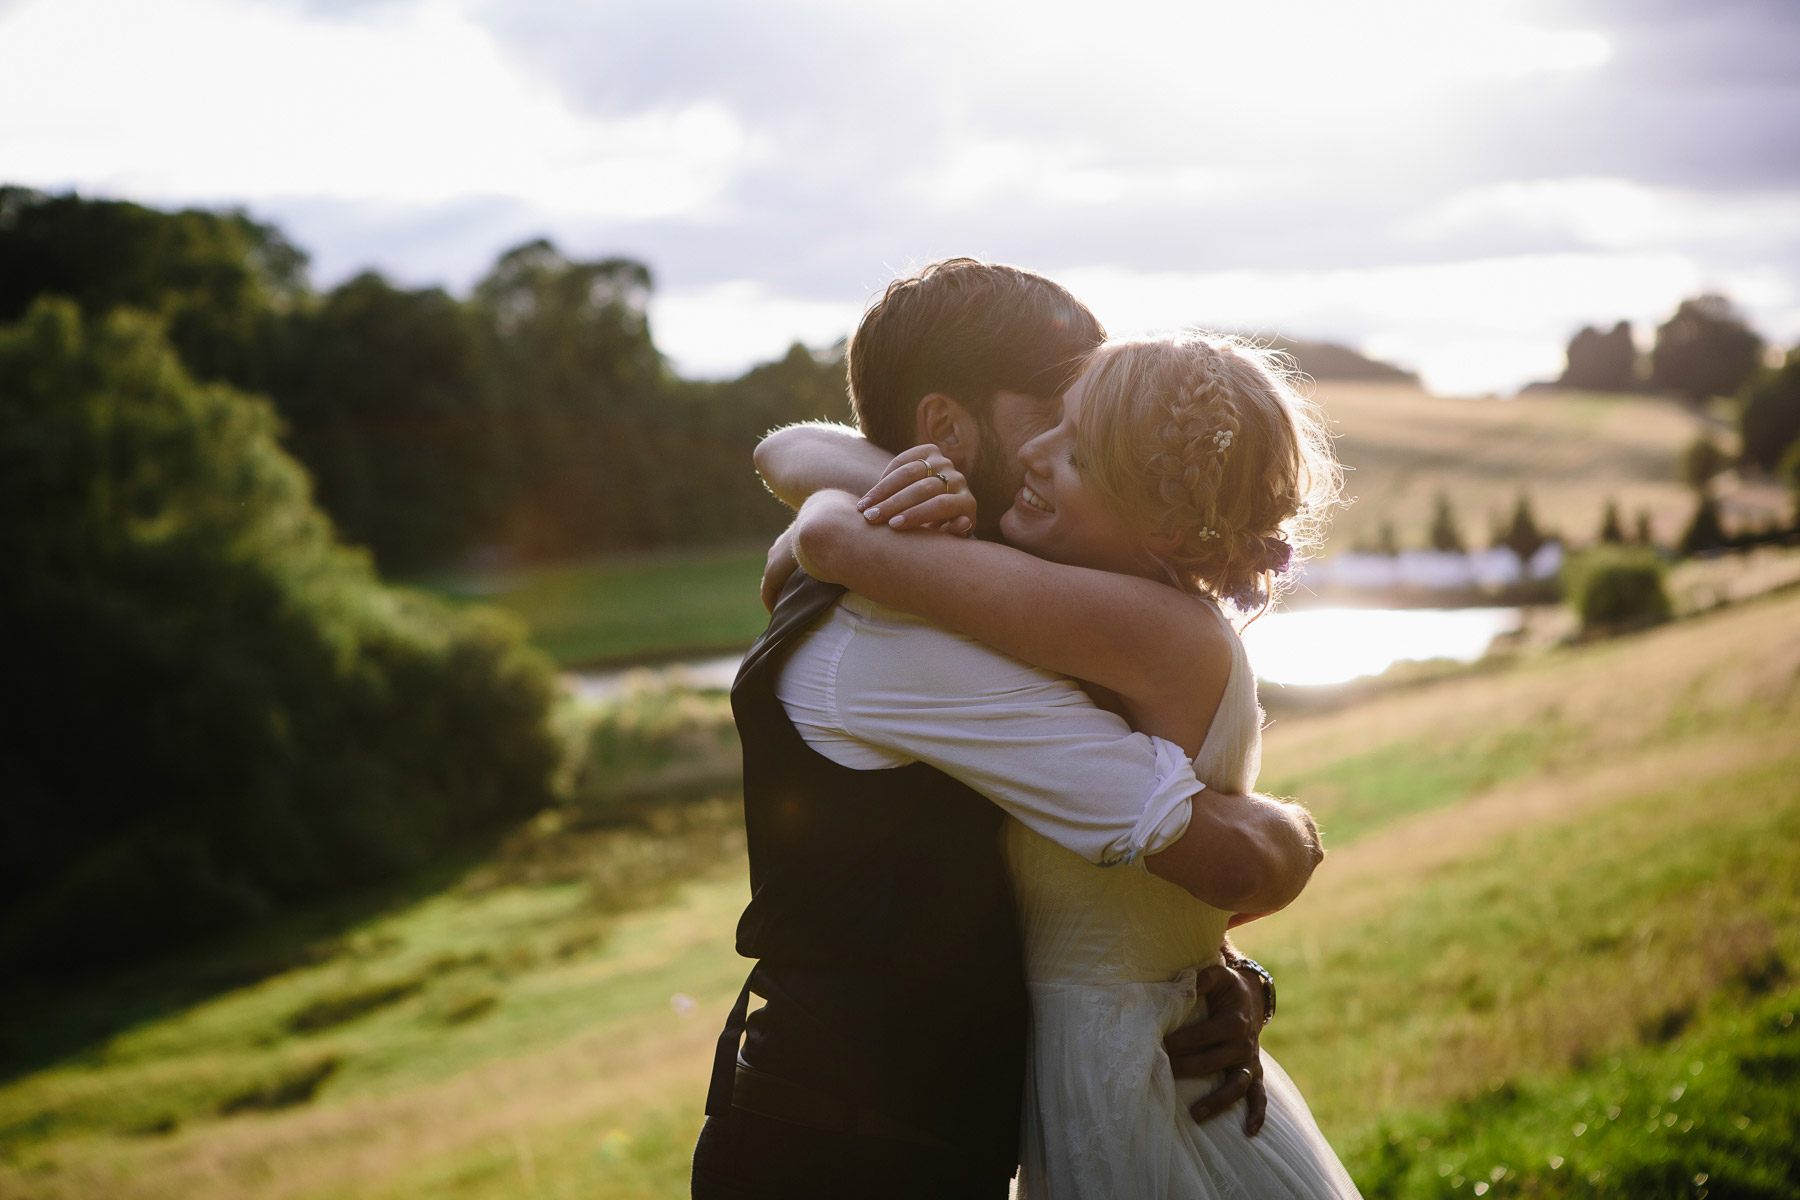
left=1633, top=509, right=1657, bottom=548
left=1427, top=492, right=1465, bottom=553
left=472, top=240, right=675, bottom=557
left=0, top=193, right=810, bottom=572
left=0, top=186, right=305, bottom=394
left=280, top=272, right=503, bottom=571
left=1739, top=346, right=1800, bottom=471
left=1376, top=519, right=1400, bottom=556
left=1496, top=494, right=1547, bottom=565
left=1598, top=499, right=1625, bottom=544
left=0, top=300, right=559, bottom=973
left=1680, top=435, right=1729, bottom=494
left=1650, top=295, right=1764, bottom=401
left=1677, top=493, right=1727, bottom=556
left=1782, top=439, right=1800, bottom=528
left=1560, top=321, right=1637, bottom=391
left=680, top=340, right=849, bottom=445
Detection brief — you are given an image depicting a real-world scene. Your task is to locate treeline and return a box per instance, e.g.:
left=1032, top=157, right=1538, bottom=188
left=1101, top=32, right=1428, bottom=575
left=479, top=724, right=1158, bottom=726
left=1556, top=294, right=1800, bottom=477
left=0, top=188, right=849, bottom=572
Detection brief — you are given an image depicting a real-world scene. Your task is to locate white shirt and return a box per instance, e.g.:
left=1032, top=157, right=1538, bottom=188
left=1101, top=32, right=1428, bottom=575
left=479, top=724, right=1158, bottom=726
left=774, top=591, right=1200, bottom=867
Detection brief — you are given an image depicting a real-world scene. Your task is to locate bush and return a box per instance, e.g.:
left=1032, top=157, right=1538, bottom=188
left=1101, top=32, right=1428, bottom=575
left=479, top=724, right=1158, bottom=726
left=1566, top=548, right=1672, bottom=633
left=563, top=680, right=740, bottom=823
left=0, top=300, right=563, bottom=974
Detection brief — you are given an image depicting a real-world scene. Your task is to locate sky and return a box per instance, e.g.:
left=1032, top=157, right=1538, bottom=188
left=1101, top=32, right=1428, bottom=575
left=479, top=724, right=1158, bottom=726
left=2, top=0, right=1797, bottom=395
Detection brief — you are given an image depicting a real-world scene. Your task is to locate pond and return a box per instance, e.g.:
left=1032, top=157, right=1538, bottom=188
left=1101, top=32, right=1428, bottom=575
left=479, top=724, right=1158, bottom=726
left=1239, top=606, right=1523, bottom=687
left=566, top=606, right=1525, bottom=699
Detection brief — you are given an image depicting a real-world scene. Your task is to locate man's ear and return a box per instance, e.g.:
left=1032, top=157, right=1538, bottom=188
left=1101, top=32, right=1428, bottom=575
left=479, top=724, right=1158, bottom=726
left=915, top=393, right=983, bottom=472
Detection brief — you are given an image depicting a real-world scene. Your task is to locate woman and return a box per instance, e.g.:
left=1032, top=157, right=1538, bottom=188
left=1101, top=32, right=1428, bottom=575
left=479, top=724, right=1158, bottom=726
left=766, top=333, right=1359, bottom=1198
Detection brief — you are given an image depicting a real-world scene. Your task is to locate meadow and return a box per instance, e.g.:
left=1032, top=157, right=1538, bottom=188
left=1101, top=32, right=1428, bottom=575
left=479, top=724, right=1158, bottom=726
left=1311, top=382, right=1787, bottom=553
left=421, top=545, right=772, bottom=667
left=428, top=385, right=1792, bottom=669
left=3, top=576, right=1795, bottom=1199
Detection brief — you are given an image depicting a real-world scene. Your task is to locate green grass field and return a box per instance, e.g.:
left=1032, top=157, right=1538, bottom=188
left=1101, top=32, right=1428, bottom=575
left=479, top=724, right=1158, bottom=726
left=418, top=544, right=771, bottom=667
left=3, top=584, right=1795, bottom=1199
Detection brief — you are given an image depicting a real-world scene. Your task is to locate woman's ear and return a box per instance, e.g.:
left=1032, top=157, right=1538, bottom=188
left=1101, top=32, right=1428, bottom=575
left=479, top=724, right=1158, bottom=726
left=915, top=393, right=982, bottom=469
left=1145, top=526, right=1185, bottom=558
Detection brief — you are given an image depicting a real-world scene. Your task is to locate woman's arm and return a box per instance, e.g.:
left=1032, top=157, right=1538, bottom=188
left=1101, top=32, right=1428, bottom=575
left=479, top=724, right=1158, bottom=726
left=791, top=489, right=1228, bottom=747
left=754, top=422, right=892, bottom=509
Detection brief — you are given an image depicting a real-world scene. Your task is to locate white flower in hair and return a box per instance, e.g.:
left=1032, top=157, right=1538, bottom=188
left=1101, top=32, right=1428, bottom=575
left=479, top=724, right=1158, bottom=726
left=1212, top=429, right=1234, bottom=451
left=1198, top=527, right=1219, bottom=540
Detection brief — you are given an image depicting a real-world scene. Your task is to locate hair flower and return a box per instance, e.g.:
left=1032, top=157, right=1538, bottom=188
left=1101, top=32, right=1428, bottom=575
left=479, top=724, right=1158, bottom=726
left=1254, top=536, right=1293, bottom=574
left=1197, top=527, right=1220, bottom=540
left=1212, top=429, right=1234, bottom=451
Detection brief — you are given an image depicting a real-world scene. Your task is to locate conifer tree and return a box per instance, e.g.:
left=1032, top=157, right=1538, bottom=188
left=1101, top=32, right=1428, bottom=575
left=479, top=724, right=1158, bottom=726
left=1428, top=492, right=1465, bottom=553
left=1497, top=494, right=1547, bottom=566
left=1598, top=499, right=1625, bottom=544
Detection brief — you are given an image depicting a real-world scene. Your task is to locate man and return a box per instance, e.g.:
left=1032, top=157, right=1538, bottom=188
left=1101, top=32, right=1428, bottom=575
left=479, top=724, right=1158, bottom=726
left=693, top=259, right=1321, bottom=1199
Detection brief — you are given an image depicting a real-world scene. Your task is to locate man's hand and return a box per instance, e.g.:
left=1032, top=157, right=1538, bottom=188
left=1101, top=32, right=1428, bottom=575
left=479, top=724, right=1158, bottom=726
left=856, top=444, right=975, bottom=534
left=1164, top=962, right=1268, bottom=1135
left=762, top=525, right=802, bottom=613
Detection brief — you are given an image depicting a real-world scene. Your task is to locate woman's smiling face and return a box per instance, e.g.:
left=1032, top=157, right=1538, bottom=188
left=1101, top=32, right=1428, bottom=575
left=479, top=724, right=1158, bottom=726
left=999, top=374, right=1159, bottom=578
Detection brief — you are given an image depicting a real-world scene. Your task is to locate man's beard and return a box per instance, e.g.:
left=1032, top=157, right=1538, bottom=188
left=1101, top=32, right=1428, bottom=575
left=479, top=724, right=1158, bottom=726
left=968, top=426, right=1021, bottom=539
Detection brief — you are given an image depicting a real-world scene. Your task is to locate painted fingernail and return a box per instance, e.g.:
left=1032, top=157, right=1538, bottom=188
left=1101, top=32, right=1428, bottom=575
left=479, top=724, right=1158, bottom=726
left=863, top=507, right=881, bottom=521
left=888, top=515, right=905, bottom=528
left=856, top=498, right=869, bottom=510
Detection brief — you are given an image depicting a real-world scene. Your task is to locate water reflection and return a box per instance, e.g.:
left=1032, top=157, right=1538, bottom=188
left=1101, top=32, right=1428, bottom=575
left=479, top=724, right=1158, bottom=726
left=566, top=607, right=1525, bottom=698
left=1242, top=607, right=1522, bottom=687
left=566, top=652, right=743, bottom=702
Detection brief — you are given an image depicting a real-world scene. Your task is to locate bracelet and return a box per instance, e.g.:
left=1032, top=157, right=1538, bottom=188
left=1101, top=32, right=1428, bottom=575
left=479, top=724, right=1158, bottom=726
left=1227, top=954, right=1277, bottom=1027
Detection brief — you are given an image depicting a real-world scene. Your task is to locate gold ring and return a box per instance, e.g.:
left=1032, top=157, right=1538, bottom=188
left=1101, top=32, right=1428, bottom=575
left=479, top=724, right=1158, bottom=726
left=931, top=471, right=950, bottom=489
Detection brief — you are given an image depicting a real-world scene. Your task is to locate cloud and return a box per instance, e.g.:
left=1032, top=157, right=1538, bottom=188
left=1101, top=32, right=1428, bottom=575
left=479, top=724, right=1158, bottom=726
left=649, top=282, right=862, bottom=379
left=1053, top=252, right=1780, bottom=396
left=0, top=0, right=757, bottom=217
left=3, top=0, right=1797, bottom=393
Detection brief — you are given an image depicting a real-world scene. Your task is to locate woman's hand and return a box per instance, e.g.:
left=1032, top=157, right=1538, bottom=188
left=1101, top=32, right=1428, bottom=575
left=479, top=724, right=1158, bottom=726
left=857, top=444, right=975, bottom=535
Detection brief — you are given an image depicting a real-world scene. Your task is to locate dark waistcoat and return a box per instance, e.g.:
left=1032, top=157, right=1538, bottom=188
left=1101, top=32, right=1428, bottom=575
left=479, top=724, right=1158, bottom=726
left=706, top=572, right=1027, bottom=1175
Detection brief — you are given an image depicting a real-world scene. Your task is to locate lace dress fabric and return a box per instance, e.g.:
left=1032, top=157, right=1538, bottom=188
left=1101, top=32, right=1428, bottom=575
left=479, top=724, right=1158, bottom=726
left=1008, top=603, right=1361, bottom=1199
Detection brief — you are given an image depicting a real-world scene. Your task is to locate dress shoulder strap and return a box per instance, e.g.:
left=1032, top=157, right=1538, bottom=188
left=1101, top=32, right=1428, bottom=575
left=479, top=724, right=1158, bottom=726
left=1189, top=596, right=1264, bottom=796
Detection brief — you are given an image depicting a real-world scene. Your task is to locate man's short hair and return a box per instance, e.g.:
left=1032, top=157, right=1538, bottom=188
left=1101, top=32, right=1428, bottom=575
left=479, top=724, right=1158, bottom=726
left=847, top=258, right=1106, bottom=453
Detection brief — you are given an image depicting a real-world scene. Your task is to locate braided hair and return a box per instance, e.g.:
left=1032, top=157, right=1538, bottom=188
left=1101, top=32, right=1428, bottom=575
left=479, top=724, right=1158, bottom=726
left=1074, top=333, right=1339, bottom=612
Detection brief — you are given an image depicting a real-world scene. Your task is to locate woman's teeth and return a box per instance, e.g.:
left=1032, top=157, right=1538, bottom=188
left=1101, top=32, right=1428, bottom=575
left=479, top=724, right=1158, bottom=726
left=1021, top=485, right=1054, bottom=513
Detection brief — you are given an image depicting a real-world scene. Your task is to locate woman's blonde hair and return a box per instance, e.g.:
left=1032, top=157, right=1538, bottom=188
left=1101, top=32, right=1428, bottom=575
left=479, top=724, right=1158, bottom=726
left=1074, top=333, right=1340, bottom=612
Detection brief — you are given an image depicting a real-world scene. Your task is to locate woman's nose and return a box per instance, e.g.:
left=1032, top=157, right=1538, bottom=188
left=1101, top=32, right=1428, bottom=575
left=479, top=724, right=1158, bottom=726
left=1018, top=427, right=1055, bottom=470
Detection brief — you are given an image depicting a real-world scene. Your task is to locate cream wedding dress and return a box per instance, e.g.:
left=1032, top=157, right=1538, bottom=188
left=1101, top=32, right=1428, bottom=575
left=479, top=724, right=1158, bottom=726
left=1007, top=601, right=1361, bottom=1199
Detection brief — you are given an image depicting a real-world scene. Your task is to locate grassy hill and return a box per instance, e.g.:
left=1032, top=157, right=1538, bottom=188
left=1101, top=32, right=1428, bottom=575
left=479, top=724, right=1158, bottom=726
left=1312, top=382, right=1788, bottom=554
left=3, top=590, right=1794, bottom=1199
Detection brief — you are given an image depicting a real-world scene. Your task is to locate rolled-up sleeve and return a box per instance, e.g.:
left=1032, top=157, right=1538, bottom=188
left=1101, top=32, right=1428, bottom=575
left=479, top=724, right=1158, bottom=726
left=829, top=608, right=1200, bottom=865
